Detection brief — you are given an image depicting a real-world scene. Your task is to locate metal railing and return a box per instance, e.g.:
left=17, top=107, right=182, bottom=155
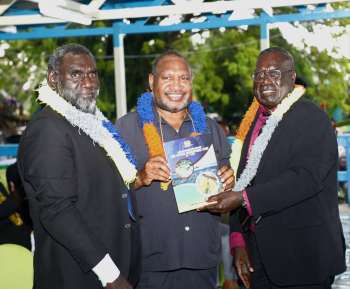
left=336, top=134, right=350, bottom=203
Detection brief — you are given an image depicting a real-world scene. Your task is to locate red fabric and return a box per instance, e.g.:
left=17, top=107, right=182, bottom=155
left=243, top=190, right=252, bottom=216
left=247, top=105, right=270, bottom=157
left=229, top=232, right=246, bottom=251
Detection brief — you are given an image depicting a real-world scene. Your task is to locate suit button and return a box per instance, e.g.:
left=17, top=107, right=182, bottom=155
left=184, top=226, right=190, bottom=232
left=124, top=223, right=131, bottom=229
left=121, top=193, right=128, bottom=199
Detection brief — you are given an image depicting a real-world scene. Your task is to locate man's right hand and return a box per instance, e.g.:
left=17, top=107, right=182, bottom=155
left=105, top=275, right=133, bottom=289
left=234, top=247, right=253, bottom=289
left=133, top=156, right=170, bottom=189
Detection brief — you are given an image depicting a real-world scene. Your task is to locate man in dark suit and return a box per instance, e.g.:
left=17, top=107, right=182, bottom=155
left=203, top=47, right=346, bottom=289
left=18, top=44, right=140, bottom=289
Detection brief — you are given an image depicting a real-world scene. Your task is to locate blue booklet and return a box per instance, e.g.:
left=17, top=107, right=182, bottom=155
left=163, top=134, right=222, bottom=213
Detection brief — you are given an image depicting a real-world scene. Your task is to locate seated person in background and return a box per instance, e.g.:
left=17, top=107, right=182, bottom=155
left=338, top=155, right=348, bottom=202
left=0, top=166, right=31, bottom=250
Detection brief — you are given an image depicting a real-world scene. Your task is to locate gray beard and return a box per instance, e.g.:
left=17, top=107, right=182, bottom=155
left=60, top=86, right=98, bottom=114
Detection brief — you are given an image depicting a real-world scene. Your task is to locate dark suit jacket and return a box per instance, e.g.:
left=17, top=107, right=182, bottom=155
left=230, top=98, right=346, bottom=286
left=18, top=107, right=140, bottom=289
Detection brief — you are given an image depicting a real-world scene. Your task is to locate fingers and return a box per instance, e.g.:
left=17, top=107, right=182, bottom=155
left=218, top=166, right=235, bottom=191
left=200, top=200, right=225, bottom=213
left=222, top=176, right=235, bottom=191
left=200, top=200, right=224, bottom=213
left=196, top=200, right=218, bottom=212
left=217, top=165, right=229, bottom=176
left=147, top=156, right=170, bottom=174
left=110, top=274, right=133, bottom=289
left=197, top=193, right=220, bottom=211
left=234, top=248, right=254, bottom=289
left=246, top=257, right=254, bottom=273
left=241, top=272, right=251, bottom=289
left=205, top=191, right=240, bottom=213
left=207, top=193, right=220, bottom=202
left=146, top=166, right=169, bottom=181
left=201, top=194, right=223, bottom=213
left=236, top=262, right=251, bottom=289
left=143, top=156, right=170, bottom=183
left=150, top=155, right=169, bottom=166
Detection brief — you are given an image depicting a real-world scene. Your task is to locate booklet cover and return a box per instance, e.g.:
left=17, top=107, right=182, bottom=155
left=163, top=134, right=222, bottom=213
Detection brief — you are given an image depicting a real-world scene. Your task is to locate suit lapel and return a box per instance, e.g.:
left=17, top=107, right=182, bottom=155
left=257, top=100, right=298, bottom=173
left=240, top=99, right=300, bottom=179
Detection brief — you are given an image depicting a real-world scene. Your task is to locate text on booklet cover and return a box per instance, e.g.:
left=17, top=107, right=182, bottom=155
left=163, top=134, right=222, bottom=213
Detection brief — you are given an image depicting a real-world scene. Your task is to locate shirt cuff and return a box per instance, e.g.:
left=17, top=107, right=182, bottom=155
left=229, top=232, right=246, bottom=250
left=243, top=190, right=253, bottom=216
left=92, top=254, right=120, bottom=287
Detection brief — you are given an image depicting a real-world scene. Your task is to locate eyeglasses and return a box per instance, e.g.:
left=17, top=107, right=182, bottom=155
left=252, top=69, right=294, bottom=82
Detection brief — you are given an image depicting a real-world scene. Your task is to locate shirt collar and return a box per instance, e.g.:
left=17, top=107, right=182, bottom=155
left=259, top=104, right=275, bottom=116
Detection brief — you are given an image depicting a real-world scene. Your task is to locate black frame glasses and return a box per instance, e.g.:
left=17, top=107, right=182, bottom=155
left=252, top=69, right=294, bottom=82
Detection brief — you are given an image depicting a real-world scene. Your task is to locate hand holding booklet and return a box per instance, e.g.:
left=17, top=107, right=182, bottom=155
left=163, top=134, right=222, bottom=213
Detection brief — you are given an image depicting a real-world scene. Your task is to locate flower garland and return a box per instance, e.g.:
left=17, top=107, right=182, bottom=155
left=136, top=92, right=207, bottom=158
left=37, top=81, right=138, bottom=185
left=232, top=85, right=305, bottom=191
left=136, top=92, right=207, bottom=189
left=230, top=98, right=260, bottom=173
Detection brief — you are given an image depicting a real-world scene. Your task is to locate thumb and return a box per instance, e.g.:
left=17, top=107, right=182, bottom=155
left=207, top=193, right=220, bottom=202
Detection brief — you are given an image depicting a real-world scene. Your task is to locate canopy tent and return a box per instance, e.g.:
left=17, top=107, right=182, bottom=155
left=0, top=0, right=349, bottom=117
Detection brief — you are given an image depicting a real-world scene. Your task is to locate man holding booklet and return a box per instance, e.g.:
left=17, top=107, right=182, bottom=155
left=116, top=51, right=234, bottom=289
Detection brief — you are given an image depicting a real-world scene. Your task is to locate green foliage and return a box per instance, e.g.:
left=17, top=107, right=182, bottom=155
left=190, top=28, right=260, bottom=122
left=132, top=29, right=261, bottom=123
left=270, top=28, right=350, bottom=116
left=306, top=47, right=350, bottom=113
left=328, top=2, right=350, bottom=26
left=0, top=38, right=58, bottom=113
left=1, top=18, right=349, bottom=127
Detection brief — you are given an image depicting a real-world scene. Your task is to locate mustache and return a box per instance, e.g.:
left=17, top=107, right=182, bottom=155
left=261, top=84, right=277, bottom=91
left=60, top=85, right=99, bottom=114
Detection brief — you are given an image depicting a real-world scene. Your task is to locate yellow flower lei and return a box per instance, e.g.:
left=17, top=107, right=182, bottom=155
left=137, top=92, right=207, bottom=190
left=230, top=98, right=260, bottom=173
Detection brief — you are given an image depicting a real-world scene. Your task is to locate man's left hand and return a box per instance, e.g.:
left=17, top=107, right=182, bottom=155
left=217, top=165, right=235, bottom=191
left=200, top=190, right=243, bottom=214
left=105, top=275, right=133, bottom=289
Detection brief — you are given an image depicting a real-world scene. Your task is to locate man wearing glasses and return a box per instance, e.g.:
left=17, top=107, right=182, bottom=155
left=203, top=47, right=345, bottom=289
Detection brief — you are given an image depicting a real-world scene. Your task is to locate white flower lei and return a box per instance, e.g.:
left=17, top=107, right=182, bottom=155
left=37, top=81, right=137, bottom=185
left=234, top=86, right=305, bottom=191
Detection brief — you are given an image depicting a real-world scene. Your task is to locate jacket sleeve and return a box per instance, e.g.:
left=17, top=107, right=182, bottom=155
left=18, top=117, right=106, bottom=272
